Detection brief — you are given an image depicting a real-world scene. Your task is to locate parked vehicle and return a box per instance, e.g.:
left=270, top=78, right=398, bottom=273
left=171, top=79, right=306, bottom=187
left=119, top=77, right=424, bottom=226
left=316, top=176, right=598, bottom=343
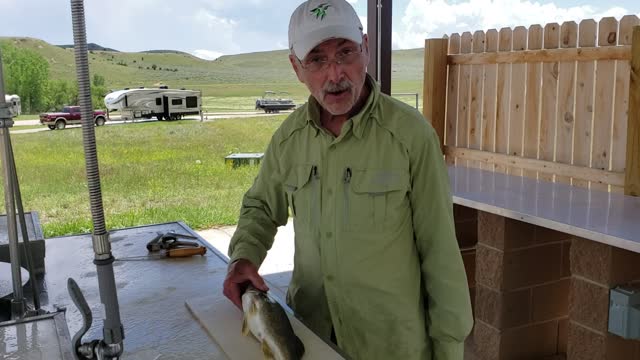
left=104, top=87, right=202, bottom=121
left=39, top=106, right=108, bottom=130
left=4, top=94, right=21, bottom=116
left=255, top=91, right=296, bottom=113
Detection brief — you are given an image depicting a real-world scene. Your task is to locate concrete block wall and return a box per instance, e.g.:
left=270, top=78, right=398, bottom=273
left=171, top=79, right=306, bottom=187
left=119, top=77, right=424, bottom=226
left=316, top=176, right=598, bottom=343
left=454, top=204, right=478, bottom=249
left=454, top=204, right=478, bottom=316
left=568, top=237, right=640, bottom=359
left=474, top=211, right=571, bottom=359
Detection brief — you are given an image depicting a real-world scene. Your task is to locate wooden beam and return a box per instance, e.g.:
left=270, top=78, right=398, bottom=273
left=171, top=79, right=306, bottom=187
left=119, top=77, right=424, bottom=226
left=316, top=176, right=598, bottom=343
left=367, top=0, right=392, bottom=95
left=379, top=0, right=392, bottom=95
left=423, top=38, right=448, bottom=153
left=448, top=46, right=631, bottom=65
left=445, top=146, right=625, bottom=187
left=367, top=0, right=378, bottom=83
left=626, top=26, right=640, bottom=196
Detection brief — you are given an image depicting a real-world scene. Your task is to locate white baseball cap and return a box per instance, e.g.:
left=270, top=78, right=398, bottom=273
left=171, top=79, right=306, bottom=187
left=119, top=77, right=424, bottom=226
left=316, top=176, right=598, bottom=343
left=288, top=0, right=364, bottom=60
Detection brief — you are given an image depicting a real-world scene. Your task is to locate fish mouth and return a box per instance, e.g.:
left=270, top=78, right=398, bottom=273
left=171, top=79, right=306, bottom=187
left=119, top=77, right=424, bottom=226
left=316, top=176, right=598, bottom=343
left=244, top=284, right=267, bottom=296
left=245, top=284, right=259, bottom=292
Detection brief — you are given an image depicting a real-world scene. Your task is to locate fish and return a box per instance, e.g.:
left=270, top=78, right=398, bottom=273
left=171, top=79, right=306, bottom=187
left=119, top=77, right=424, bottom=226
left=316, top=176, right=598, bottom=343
left=241, top=285, right=305, bottom=360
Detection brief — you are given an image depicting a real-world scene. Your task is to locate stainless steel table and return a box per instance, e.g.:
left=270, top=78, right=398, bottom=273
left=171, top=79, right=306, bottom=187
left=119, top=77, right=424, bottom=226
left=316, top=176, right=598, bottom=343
left=3, top=221, right=232, bottom=359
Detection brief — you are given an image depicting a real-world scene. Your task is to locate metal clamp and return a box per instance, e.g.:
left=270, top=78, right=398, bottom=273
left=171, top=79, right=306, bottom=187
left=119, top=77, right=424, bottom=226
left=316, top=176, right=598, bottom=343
left=146, top=232, right=198, bottom=252
left=0, top=118, right=14, bottom=128
left=92, top=233, right=112, bottom=256
left=0, top=102, right=14, bottom=123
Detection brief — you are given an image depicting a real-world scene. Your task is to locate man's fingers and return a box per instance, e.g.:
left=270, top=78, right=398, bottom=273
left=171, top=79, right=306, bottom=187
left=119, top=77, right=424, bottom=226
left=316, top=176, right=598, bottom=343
left=222, top=259, right=267, bottom=309
left=223, top=279, right=243, bottom=309
left=248, top=272, right=269, bottom=292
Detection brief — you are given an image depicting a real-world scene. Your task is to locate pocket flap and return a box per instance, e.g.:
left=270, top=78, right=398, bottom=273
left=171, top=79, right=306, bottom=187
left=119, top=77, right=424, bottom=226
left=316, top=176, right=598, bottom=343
left=351, top=169, right=409, bottom=194
left=284, top=165, right=314, bottom=192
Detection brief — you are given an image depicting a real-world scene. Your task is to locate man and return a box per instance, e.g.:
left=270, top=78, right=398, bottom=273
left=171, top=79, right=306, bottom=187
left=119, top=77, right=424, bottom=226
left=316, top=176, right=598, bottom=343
left=223, top=0, right=473, bottom=359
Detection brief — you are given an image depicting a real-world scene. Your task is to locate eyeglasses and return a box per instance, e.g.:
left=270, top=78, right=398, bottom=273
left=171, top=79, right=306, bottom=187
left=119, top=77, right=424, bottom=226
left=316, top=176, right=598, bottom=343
left=299, top=45, right=363, bottom=73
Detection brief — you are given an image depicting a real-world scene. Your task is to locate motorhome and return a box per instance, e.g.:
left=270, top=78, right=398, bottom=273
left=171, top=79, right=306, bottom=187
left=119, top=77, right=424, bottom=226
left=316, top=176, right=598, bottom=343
left=4, top=94, right=21, bottom=116
left=104, top=87, right=202, bottom=121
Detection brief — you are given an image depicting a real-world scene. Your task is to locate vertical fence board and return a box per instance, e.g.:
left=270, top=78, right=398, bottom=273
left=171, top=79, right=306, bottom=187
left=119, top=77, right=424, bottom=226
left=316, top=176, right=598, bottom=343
left=469, top=31, right=485, bottom=149
left=573, top=20, right=597, bottom=188
left=522, top=25, right=542, bottom=179
left=555, top=21, right=578, bottom=185
left=612, top=16, right=640, bottom=193
left=457, top=32, right=473, bottom=167
left=445, top=33, right=461, bottom=165
left=509, top=26, right=528, bottom=176
left=423, top=38, right=449, bottom=153
left=626, top=25, right=640, bottom=196
left=592, top=17, right=619, bottom=191
left=482, top=29, right=499, bottom=171
left=539, top=23, right=560, bottom=182
left=495, top=27, right=513, bottom=174
left=469, top=31, right=486, bottom=169
left=524, top=24, right=543, bottom=180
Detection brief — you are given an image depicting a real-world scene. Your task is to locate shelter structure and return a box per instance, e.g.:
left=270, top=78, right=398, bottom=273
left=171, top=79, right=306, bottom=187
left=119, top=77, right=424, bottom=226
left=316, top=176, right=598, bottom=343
left=423, top=15, right=640, bottom=359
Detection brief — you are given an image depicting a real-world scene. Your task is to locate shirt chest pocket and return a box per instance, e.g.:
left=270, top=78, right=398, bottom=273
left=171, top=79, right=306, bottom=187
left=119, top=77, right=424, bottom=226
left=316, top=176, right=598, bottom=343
left=343, top=169, right=410, bottom=233
left=283, top=165, right=320, bottom=225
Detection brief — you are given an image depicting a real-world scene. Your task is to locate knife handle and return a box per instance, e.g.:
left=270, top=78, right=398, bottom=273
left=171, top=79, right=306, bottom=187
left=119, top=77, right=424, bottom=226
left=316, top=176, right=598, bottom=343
left=167, top=246, right=207, bottom=257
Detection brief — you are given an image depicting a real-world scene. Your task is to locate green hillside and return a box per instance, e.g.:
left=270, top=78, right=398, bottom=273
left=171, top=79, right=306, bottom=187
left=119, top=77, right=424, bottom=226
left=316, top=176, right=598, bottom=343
left=0, top=37, right=425, bottom=100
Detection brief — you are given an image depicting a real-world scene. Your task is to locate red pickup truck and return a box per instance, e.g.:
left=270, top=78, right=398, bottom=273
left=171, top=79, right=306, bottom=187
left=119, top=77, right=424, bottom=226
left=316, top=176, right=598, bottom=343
left=39, top=106, right=108, bottom=130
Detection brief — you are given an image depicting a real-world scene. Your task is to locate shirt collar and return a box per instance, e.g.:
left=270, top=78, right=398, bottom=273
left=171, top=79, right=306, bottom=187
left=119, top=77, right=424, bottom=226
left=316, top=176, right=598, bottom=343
left=350, top=74, right=379, bottom=139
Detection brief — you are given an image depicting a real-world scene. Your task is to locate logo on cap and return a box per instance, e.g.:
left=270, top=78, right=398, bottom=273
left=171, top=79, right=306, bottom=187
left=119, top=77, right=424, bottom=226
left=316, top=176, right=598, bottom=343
left=310, top=3, right=331, bottom=20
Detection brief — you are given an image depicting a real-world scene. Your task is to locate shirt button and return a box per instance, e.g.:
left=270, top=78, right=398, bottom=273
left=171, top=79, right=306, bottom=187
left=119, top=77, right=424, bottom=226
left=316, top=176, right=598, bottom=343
left=326, top=274, right=335, bottom=281
left=327, top=188, right=333, bottom=196
left=326, top=231, right=332, bottom=238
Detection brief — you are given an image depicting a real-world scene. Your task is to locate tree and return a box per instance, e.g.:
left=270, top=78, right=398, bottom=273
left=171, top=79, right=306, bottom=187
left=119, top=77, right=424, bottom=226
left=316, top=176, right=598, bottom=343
left=44, top=79, right=77, bottom=111
left=91, top=74, right=108, bottom=109
left=1, top=42, right=50, bottom=113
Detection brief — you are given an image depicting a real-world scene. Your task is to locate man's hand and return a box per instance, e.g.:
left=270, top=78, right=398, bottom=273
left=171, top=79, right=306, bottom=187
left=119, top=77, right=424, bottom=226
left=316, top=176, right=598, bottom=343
left=223, top=259, right=269, bottom=309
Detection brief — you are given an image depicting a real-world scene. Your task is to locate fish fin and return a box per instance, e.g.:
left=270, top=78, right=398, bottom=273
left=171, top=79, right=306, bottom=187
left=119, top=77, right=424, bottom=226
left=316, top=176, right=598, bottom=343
left=249, top=301, right=257, bottom=315
left=295, top=335, right=305, bottom=358
left=241, top=315, right=250, bottom=336
left=261, top=341, right=275, bottom=360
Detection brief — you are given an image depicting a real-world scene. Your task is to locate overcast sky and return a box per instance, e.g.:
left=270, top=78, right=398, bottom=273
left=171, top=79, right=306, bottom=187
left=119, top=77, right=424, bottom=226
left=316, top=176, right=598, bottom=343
left=1, top=0, right=639, bottom=60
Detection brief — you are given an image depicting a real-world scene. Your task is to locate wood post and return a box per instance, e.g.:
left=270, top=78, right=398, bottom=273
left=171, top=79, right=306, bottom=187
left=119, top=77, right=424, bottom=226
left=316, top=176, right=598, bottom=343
left=626, top=26, right=640, bottom=196
left=423, top=38, right=448, bottom=153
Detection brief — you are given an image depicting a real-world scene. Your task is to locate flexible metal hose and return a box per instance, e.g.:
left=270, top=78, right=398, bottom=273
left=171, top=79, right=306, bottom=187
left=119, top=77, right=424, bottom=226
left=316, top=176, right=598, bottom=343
left=70, top=1, right=124, bottom=357
left=71, top=0, right=106, bottom=238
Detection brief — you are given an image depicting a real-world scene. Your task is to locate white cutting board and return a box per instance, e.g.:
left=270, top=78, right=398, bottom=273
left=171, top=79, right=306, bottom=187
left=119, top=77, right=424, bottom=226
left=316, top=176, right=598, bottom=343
left=185, top=295, right=345, bottom=360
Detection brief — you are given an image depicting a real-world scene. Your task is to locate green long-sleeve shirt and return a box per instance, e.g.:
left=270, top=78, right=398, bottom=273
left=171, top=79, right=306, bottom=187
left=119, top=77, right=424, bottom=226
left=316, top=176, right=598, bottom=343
left=229, top=76, right=473, bottom=360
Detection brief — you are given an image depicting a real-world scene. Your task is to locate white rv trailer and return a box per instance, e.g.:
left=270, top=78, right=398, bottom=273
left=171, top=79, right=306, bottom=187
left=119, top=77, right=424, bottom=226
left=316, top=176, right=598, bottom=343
left=4, top=94, right=21, bottom=116
left=104, top=87, right=202, bottom=121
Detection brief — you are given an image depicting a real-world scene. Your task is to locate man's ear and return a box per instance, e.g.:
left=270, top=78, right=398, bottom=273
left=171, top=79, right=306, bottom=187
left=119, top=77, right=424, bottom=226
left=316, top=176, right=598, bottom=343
left=362, top=34, right=370, bottom=60
left=289, top=54, right=305, bottom=83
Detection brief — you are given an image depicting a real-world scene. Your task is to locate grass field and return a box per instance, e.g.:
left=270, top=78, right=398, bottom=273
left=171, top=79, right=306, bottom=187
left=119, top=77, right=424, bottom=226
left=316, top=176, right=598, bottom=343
left=6, top=116, right=284, bottom=237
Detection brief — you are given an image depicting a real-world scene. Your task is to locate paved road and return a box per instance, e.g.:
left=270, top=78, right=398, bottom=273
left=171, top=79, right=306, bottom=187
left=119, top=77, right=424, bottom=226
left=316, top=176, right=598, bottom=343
left=11, top=111, right=293, bottom=134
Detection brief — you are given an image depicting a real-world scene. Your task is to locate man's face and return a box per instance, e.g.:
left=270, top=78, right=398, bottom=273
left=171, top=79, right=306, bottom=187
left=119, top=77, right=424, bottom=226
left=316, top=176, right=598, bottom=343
left=289, top=35, right=369, bottom=116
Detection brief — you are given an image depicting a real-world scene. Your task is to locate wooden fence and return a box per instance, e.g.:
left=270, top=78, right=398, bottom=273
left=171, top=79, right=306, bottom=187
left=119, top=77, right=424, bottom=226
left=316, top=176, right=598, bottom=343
left=423, top=16, right=640, bottom=195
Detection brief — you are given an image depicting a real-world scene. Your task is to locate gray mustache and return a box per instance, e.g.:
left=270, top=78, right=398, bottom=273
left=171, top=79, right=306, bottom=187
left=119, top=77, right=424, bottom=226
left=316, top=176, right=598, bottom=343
left=324, top=80, right=351, bottom=93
